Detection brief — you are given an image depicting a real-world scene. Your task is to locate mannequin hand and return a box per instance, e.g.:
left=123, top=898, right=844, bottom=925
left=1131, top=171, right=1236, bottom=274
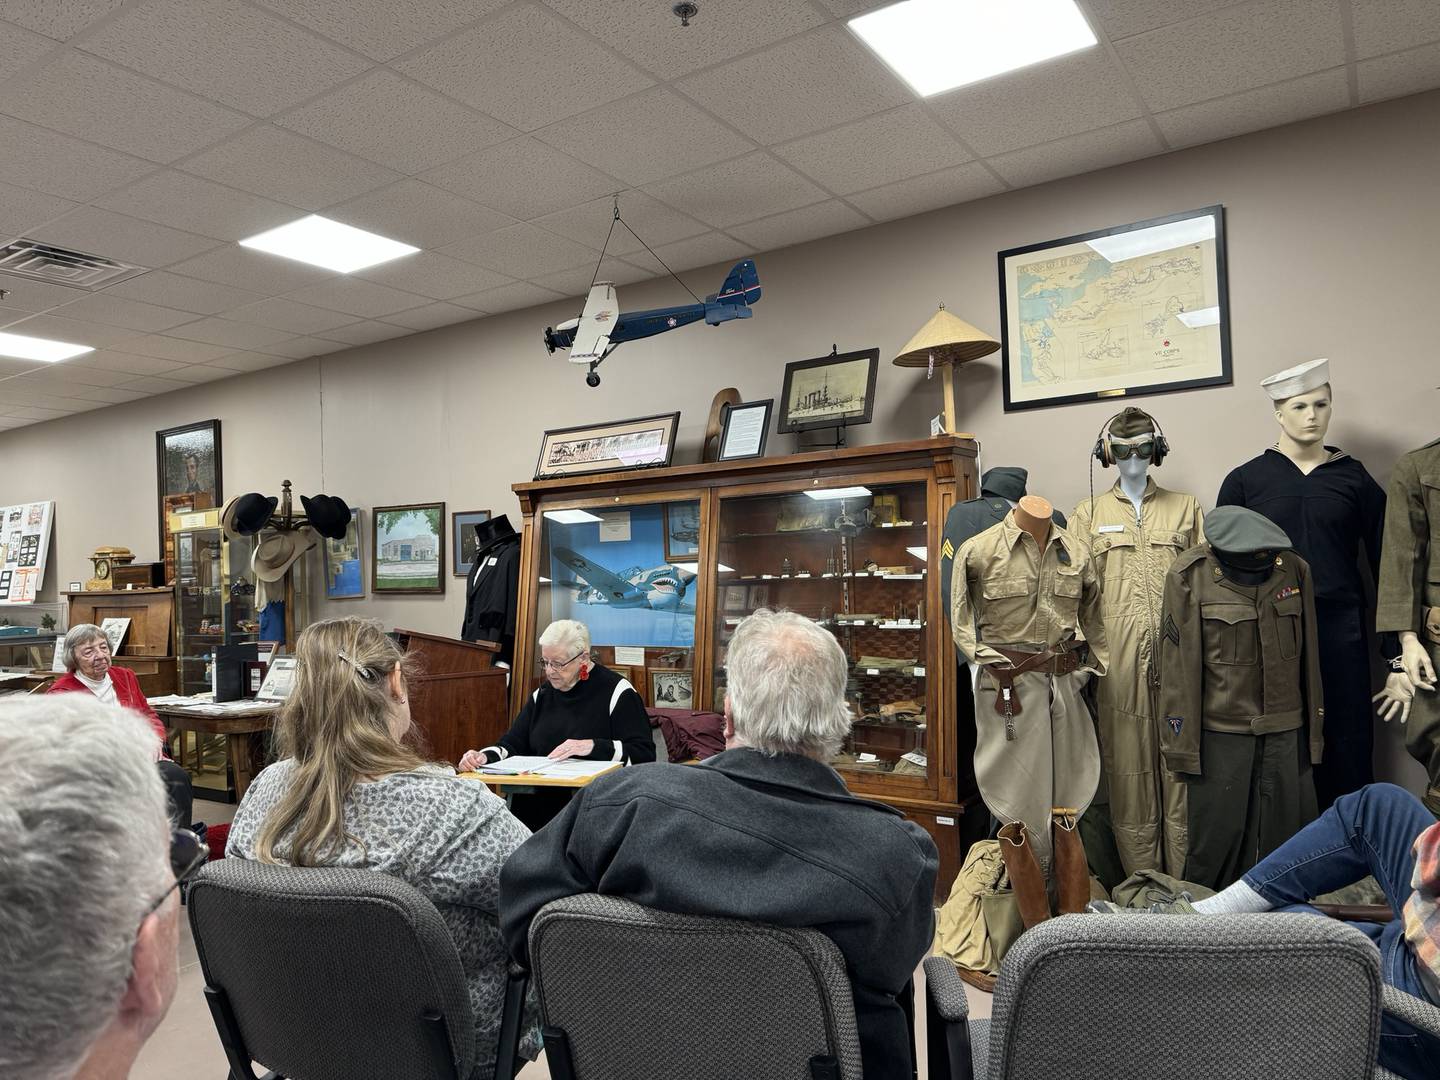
left=548, top=739, right=595, bottom=761
left=1373, top=673, right=1415, bottom=724
left=1400, top=633, right=1437, bottom=691
left=458, top=749, right=491, bottom=772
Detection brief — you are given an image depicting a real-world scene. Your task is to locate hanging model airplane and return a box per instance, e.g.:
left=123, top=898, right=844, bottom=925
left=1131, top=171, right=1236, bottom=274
left=552, top=547, right=696, bottom=611
left=543, top=259, right=761, bottom=386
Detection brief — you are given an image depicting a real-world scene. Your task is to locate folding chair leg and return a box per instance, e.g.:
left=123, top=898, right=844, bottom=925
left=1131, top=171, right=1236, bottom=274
left=203, top=986, right=264, bottom=1080
left=493, top=966, right=530, bottom=1080
left=543, top=1026, right=578, bottom=1080
left=420, top=1010, right=459, bottom=1080
left=808, top=1055, right=841, bottom=1079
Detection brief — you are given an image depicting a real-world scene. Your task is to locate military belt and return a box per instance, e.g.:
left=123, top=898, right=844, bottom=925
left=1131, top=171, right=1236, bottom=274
left=988, top=643, right=1085, bottom=741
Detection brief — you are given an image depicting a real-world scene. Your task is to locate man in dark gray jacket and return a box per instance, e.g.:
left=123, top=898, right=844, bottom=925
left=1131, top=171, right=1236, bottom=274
left=500, top=609, right=939, bottom=1079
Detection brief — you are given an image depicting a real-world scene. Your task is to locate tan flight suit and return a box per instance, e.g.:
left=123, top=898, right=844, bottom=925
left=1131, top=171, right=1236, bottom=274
left=1377, top=436, right=1440, bottom=814
left=1071, top=479, right=1204, bottom=878
left=1159, top=546, right=1325, bottom=888
left=952, top=514, right=1109, bottom=872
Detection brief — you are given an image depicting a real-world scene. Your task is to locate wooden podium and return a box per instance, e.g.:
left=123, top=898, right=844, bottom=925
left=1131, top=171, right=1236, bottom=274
left=392, top=629, right=510, bottom=766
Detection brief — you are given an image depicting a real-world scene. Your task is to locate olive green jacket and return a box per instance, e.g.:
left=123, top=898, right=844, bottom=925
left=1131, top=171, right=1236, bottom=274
left=1377, top=437, right=1440, bottom=635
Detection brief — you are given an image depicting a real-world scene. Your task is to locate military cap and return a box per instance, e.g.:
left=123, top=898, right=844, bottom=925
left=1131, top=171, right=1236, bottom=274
left=1204, top=505, right=1292, bottom=554
left=1261, top=358, right=1329, bottom=401
left=979, top=466, right=1027, bottom=503
left=1107, top=407, right=1156, bottom=439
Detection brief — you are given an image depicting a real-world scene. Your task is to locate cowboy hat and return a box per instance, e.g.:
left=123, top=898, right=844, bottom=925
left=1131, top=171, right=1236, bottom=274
left=300, top=493, right=352, bottom=541
left=222, top=493, right=277, bottom=539
left=251, top=526, right=318, bottom=582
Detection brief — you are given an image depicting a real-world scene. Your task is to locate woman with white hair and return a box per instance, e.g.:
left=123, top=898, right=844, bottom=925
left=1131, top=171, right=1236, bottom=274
left=458, top=619, right=654, bottom=829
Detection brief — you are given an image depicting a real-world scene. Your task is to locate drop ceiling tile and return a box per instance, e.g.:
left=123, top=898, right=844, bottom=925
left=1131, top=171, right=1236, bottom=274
left=79, top=0, right=371, bottom=117
left=676, top=26, right=910, bottom=145
left=285, top=277, right=430, bottom=318
left=1083, top=0, right=1237, bottom=40
left=182, top=126, right=401, bottom=211
left=531, top=257, right=652, bottom=298
left=326, top=180, right=515, bottom=250
left=209, top=351, right=298, bottom=372
left=72, top=350, right=188, bottom=375
left=988, top=119, right=1165, bottom=189
left=105, top=334, right=234, bottom=363
left=846, top=161, right=1006, bottom=222
left=0, top=357, right=40, bottom=378
left=0, top=180, right=76, bottom=240
left=51, top=293, right=194, bottom=333
left=440, top=223, right=597, bottom=279
left=6, top=312, right=137, bottom=347
left=166, top=317, right=297, bottom=350
left=1, top=386, right=102, bottom=411
left=774, top=105, right=973, bottom=195
left=95, top=171, right=302, bottom=243
left=254, top=335, right=349, bottom=359
left=166, top=364, right=241, bottom=384
left=102, top=272, right=267, bottom=316
left=813, top=0, right=887, bottom=14
left=626, top=234, right=749, bottom=277
left=0, top=51, right=251, bottom=164
left=29, top=361, right=133, bottom=387
left=277, top=69, right=516, bottom=175
left=0, top=1, right=124, bottom=39
left=420, top=138, right=619, bottom=221
left=381, top=302, right=482, bottom=332
left=533, top=87, right=754, bottom=187
left=450, top=281, right=565, bottom=314
left=928, top=50, right=1140, bottom=157
left=0, top=416, right=34, bottom=429
left=1115, top=0, right=1346, bottom=113
left=165, top=246, right=338, bottom=296
left=116, top=374, right=194, bottom=395
left=223, top=297, right=358, bottom=335
left=313, top=319, right=411, bottom=346
left=0, top=19, right=53, bottom=81
left=397, top=3, right=653, bottom=132
left=66, top=384, right=151, bottom=403
left=354, top=252, right=513, bottom=300
left=1156, top=69, right=1351, bottom=150
left=5, top=404, right=75, bottom=419
left=0, top=273, right=87, bottom=314
left=0, top=116, right=154, bottom=202
left=32, top=206, right=220, bottom=270
left=254, top=0, right=512, bottom=62
left=533, top=192, right=709, bottom=258
left=1351, top=0, right=1440, bottom=59
left=547, top=0, right=826, bottom=81
left=728, top=200, right=871, bottom=251
left=642, top=152, right=827, bottom=228
left=1358, top=41, right=1440, bottom=104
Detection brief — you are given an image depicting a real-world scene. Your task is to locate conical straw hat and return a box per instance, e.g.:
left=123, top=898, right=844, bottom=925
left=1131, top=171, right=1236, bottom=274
left=893, top=304, right=1000, bottom=368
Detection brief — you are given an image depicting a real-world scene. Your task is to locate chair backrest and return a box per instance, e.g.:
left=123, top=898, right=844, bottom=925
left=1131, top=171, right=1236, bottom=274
left=988, top=913, right=1382, bottom=1080
left=188, top=859, right=476, bottom=1080
left=527, top=894, right=864, bottom=1080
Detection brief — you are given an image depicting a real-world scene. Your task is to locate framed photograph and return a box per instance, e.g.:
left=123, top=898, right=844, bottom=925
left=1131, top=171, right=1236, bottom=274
left=718, top=399, right=773, bottom=460
left=777, top=349, right=878, bottom=433
left=721, top=585, right=748, bottom=613
left=662, top=501, right=701, bottom=562
left=452, top=509, right=492, bottom=576
left=647, top=668, right=693, bottom=708
left=156, top=420, right=221, bottom=560
left=998, top=204, right=1232, bottom=412
left=372, top=503, right=445, bottom=595
left=257, top=657, right=298, bottom=700
left=323, top=508, right=365, bottom=600
left=99, top=617, right=131, bottom=654
left=535, top=412, right=681, bottom=480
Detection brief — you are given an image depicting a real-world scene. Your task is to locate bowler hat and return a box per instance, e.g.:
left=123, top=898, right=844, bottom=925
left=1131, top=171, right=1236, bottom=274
left=300, top=493, right=352, bottom=541
left=222, top=493, right=277, bottom=538
left=251, top=526, right=319, bottom=582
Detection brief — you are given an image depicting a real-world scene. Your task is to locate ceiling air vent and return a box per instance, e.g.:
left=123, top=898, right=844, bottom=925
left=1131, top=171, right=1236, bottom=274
left=0, top=238, right=148, bottom=290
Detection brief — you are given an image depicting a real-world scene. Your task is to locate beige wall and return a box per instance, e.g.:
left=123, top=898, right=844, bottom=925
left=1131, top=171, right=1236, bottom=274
left=4, top=89, right=1436, bottom=784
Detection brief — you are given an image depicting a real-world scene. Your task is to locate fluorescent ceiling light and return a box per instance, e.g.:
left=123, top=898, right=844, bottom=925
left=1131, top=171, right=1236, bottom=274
left=1085, top=216, right=1216, bottom=263
left=239, top=214, right=418, bottom=273
left=803, top=486, right=872, bottom=501
left=1175, top=306, right=1220, bottom=330
left=543, top=509, right=604, bottom=524
left=906, top=546, right=928, bottom=561
left=850, top=0, right=1097, bottom=98
left=0, top=330, right=93, bottom=363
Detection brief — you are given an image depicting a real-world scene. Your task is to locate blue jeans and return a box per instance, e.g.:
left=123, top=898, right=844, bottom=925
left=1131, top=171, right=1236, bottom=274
left=1241, top=783, right=1439, bottom=1078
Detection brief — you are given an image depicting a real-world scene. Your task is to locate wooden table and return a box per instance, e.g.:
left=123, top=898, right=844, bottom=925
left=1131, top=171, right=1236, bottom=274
left=156, top=702, right=279, bottom=801
left=458, top=761, right=622, bottom=791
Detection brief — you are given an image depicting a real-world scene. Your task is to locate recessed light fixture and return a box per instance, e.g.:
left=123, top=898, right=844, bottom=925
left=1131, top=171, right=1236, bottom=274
left=804, top=486, right=872, bottom=501
left=1176, top=306, right=1221, bottom=330
left=239, top=215, right=418, bottom=273
left=543, top=509, right=605, bottom=524
left=0, top=330, right=93, bottom=363
left=849, top=0, right=1097, bottom=98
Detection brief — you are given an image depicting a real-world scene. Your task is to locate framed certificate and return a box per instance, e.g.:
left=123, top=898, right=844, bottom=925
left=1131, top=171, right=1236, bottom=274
left=718, top=399, right=773, bottom=461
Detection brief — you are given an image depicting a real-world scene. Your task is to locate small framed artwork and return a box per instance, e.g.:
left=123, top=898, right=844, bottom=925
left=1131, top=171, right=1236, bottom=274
left=721, top=584, right=748, bottom=613
left=372, top=503, right=445, bottom=595
left=662, top=501, right=701, bottom=562
left=452, top=509, right=492, bottom=576
left=997, top=204, right=1232, bottom=411
left=156, top=420, right=221, bottom=560
left=648, top=668, right=694, bottom=708
left=718, top=398, right=774, bottom=460
left=747, top=583, right=770, bottom=609
left=535, top=412, right=681, bottom=480
left=777, top=349, right=878, bottom=433
left=323, top=508, right=365, bottom=600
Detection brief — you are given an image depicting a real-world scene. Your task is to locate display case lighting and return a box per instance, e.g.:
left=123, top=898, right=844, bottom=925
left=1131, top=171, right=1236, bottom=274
left=803, top=486, right=872, bottom=501
left=906, top=546, right=928, bottom=561
left=542, top=509, right=604, bottom=524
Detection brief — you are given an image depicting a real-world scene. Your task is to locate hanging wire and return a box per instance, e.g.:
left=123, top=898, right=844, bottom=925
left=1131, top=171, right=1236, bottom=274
left=587, top=195, right=703, bottom=304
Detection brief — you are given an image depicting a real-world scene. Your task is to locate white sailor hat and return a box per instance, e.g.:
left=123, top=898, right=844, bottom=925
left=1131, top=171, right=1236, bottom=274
left=1261, top=358, right=1330, bottom=401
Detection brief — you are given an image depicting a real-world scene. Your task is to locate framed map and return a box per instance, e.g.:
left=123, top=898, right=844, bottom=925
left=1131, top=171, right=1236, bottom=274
left=998, top=205, right=1231, bottom=411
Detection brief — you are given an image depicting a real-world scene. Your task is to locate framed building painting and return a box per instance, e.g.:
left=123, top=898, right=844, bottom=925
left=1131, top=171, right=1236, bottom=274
left=155, top=420, right=221, bottom=559
left=323, top=508, right=365, bottom=600
left=998, top=204, right=1232, bottom=411
left=372, top=503, right=445, bottom=595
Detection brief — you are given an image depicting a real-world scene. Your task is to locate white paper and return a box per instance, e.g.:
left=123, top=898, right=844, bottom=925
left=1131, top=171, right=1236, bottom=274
left=477, top=756, right=617, bottom=778
left=256, top=657, right=297, bottom=699
left=929, top=415, right=944, bottom=437
left=720, top=404, right=768, bottom=458
left=598, top=512, right=631, bottom=542
left=100, top=617, right=131, bottom=654
left=613, top=645, right=645, bottom=666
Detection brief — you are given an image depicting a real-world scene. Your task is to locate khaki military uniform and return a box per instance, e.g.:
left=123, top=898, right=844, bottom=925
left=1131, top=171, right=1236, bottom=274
left=1071, top=479, right=1203, bottom=878
left=1377, top=436, right=1440, bottom=813
left=1159, top=546, right=1324, bottom=888
left=952, top=514, right=1109, bottom=871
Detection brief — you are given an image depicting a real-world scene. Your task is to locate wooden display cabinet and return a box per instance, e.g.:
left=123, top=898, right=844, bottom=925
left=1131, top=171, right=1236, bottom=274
left=63, top=588, right=177, bottom=696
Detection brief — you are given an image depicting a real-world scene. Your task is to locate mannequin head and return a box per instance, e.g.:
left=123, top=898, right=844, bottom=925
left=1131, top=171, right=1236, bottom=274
left=1014, top=495, right=1053, bottom=548
left=1273, top=384, right=1331, bottom=447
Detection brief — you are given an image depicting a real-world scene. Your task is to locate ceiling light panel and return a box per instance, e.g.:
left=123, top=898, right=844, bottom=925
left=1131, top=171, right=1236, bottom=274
left=239, top=214, right=418, bottom=273
left=0, top=331, right=94, bottom=363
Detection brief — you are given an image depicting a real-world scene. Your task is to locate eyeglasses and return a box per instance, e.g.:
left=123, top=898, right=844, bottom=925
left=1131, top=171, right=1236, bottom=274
left=143, top=828, right=208, bottom=918
left=1109, top=439, right=1155, bottom=461
left=539, top=651, right=586, bottom=672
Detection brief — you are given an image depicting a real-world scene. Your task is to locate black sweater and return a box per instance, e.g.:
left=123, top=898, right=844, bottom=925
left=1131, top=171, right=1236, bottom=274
left=490, top=664, right=655, bottom=765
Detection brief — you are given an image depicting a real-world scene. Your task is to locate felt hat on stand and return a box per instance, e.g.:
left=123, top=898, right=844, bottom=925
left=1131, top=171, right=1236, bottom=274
left=300, top=494, right=352, bottom=541
left=222, top=493, right=277, bottom=538
left=251, top=526, right=319, bottom=582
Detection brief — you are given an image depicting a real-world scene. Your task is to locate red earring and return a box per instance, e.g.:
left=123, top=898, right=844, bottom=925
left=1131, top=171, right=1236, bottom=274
left=579, top=664, right=589, bottom=680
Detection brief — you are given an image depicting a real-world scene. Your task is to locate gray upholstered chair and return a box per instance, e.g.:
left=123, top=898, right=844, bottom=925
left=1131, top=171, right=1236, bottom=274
left=189, top=859, right=520, bottom=1080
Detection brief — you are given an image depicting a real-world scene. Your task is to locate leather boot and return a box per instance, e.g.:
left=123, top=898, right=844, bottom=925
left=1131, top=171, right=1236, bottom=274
left=998, top=822, right=1051, bottom=929
left=1052, top=811, right=1090, bottom=915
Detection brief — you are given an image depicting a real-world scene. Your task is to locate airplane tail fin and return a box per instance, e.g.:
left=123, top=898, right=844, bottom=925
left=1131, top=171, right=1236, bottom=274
left=711, top=260, right=760, bottom=306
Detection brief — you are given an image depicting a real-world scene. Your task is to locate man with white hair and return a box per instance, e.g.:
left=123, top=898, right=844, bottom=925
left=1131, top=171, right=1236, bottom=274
left=0, top=695, right=201, bottom=1080
left=500, top=609, right=939, bottom=1079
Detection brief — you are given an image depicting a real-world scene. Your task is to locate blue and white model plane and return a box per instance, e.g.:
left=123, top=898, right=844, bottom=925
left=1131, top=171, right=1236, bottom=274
left=544, top=260, right=760, bottom=386
left=552, top=547, right=696, bottom=612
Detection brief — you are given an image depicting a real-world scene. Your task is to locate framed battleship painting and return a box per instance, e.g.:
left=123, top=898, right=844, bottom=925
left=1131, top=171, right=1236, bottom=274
left=777, top=348, right=878, bottom=433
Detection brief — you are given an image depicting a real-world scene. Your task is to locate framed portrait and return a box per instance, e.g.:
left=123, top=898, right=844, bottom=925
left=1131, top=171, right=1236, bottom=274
left=156, top=420, right=221, bottom=558
left=647, top=668, right=693, bottom=709
left=451, top=509, right=492, bottom=576
left=372, top=503, right=445, bottom=595
left=323, top=508, right=365, bottom=600
left=998, top=204, right=1232, bottom=412
left=777, top=349, right=878, bottom=433
left=718, top=399, right=773, bottom=461
left=535, top=412, right=681, bottom=480
left=662, top=501, right=701, bottom=562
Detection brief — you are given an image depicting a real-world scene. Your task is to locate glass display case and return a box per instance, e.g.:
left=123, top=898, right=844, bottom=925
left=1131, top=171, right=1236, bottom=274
left=169, top=508, right=259, bottom=695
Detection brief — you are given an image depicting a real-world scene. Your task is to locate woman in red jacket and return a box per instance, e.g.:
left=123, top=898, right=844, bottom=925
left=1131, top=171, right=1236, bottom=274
left=48, top=623, right=194, bottom=828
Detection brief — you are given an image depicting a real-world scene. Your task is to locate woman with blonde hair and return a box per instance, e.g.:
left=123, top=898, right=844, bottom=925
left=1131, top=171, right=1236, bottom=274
left=226, top=616, right=538, bottom=1075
